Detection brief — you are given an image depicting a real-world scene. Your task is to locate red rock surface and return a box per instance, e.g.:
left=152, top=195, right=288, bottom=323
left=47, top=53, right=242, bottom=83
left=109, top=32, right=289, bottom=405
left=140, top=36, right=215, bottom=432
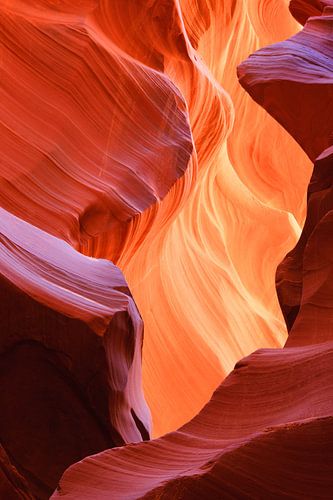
left=1, top=0, right=332, bottom=498
left=289, top=0, right=329, bottom=24
left=277, top=147, right=333, bottom=339
left=0, top=446, right=34, bottom=500
left=1, top=0, right=308, bottom=446
left=238, top=4, right=333, bottom=162
left=52, top=1, right=333, bottom=499
left=0, top=0, right=193, bottom=496
left=117, top=0, right=310, bottom=438
left=1, top=1, right=192, bottom=260
left=238, top=1, right=333, bottom=348
left=53, top=342, right=333, bottom=498
left=0, top=209, right=151, bottom=498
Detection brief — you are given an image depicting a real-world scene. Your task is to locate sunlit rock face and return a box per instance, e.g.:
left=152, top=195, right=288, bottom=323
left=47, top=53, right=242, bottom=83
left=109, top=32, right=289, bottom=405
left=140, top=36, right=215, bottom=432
left=238, top=0, right=333, bottom=347
left=1, top=0, right=193, bottom=494
left=0, top=1, right=193, bottom=259
left=117, top=0, right=312, bottom=438
left=1, top=0, right=311, bottom=445
left=1, top=0, right=332, bottom=498
left=51, top=0, right=332, bottom=498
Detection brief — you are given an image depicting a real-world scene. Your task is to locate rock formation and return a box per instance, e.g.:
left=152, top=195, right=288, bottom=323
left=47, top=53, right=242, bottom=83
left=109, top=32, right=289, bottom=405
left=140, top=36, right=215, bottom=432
left=53, top=1, right=333, bottom=498
left=1, top=1, right=193, bottom=495
left=0, top=208, right=151, bottom=497
left=1, top=0, right=332, bottom=498
left=53, top=342, right=333, bottom=498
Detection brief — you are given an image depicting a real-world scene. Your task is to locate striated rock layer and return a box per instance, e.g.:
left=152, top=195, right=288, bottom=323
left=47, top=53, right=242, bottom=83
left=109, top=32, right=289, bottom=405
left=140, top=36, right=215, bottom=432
left=0, top=208, right=151, bottom=498
left=53, top=342, right=333, bottom=498
left=238, top=0, right=333, bottom=345
left=1, top=0, right=312, bottom=442
left=0, top=1, right=193, bottom=260
left=238, top=0, right=333, bottom=163
left=1, top=0, right=195, bottom=495
left=53, top=1, right=333, bottom=498
left=277, top=147, right=333, bottom=341
left=118, top=0, right=311, bottom=437
left=2, top=0, right=332, bottom=498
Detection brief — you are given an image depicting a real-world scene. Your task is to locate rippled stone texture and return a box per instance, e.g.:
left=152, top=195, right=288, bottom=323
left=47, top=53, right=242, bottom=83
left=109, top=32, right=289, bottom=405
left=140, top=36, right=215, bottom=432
left=2, top=0, right=332, bottom=498
left=0, top=1, right=194, bottom=497
left=52, top=1, right=333, bottom=498
left=277, top=148, right=333, bottom=338
left=1, top=2, right=192, bottom=260
left=0, top=209, right=151, bottom=498
left=117, top=0, right=310, bottom=437
left=53, top=342, right=333, bottom=498
left=1, top=0, right=310, bottom=444
left=238, top=1, right=333, bottom=346
left=238, top=2, right=333, bottom=162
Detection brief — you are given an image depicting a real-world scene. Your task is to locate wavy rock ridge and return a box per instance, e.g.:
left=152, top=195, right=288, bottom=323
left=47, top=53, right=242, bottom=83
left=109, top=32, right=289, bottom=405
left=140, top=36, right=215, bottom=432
left=53, top=341, right=333, bottom=498
left=1, top=0, right=310, bottom=451
left=1, top=2, right=192, bottom=258
left=1, top=0, right=194, bottom=495
left=1, top=0, right=332, bottom=498
left=0, top=208, right=152, bottom=498
left=53, top=1, right=333, bottom=498
left=118, top=0, right=311, bottom=437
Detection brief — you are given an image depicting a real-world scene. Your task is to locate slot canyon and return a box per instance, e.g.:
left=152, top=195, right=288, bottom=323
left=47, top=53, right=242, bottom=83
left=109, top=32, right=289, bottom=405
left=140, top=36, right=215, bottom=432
left=0, top=1, right=332, bottom=498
